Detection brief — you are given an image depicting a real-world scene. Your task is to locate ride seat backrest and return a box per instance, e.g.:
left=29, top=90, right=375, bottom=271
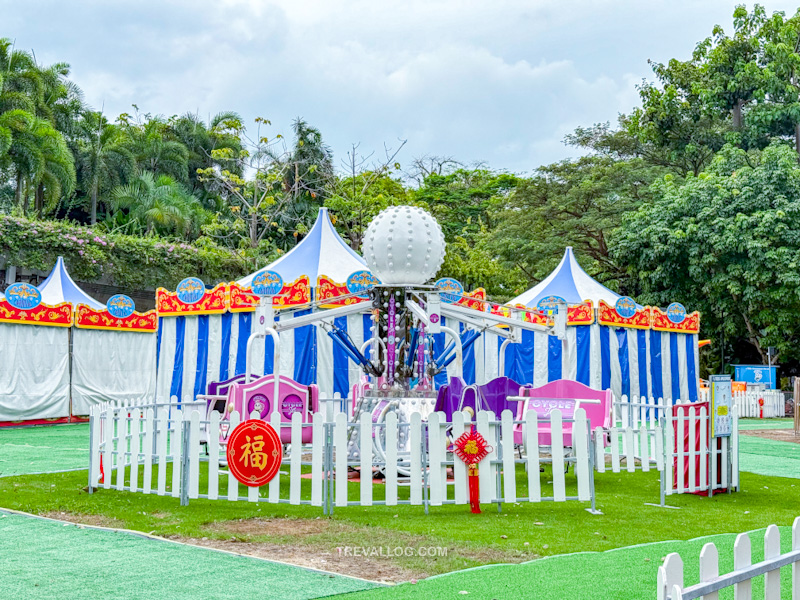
left=225, top=374, right=319, bottom=443
left=513, top=379, right=612, bottom=446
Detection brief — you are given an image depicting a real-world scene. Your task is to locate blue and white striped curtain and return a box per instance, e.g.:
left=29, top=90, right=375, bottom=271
left=155, top=311, right=373, bottom=402
left=478, top=324, right=699, bottom=403
left=157, top=314, right=699, bottom=405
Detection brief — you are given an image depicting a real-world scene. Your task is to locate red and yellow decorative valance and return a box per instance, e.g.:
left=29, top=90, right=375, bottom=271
left=567, top=302, right=595, bottom=326
left=317, top=275, right=368, bottom=307
left=598, top=300, right=651, bottom=329
left=651, top=305, right=700, bottom=334
left=273, top=275, right=311, bottom=309
left=228, top=276, right=312, bottom=313
left=156, top=282, right=228, bottom=316
left=228, top=282, right=258, bottom=313
left=74, top=304, right=158, bottom=332
left=0, top=299, right=73, bottom=327
left=456, top=288, right=486, bottom=311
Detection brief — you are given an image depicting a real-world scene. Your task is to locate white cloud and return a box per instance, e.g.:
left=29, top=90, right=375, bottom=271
left=4, top=0, right=800, bottom=173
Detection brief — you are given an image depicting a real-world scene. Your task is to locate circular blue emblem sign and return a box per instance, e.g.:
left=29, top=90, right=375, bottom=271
left=107, top=294, right=135, bottom=319
left=435, top=277, right=464, bottom=304
left=536, top=295, right=566, bottom=312
left=5, top=282, right=42, bottom=310
left=666, top=302, right=686, bottom=324
left=252, top=270, right=284, bottom=296
left=346, top=270, right=380, bottom=298
left=615, top=296, right=637, bottom=319
left=176, top=277, right=206, bottom=305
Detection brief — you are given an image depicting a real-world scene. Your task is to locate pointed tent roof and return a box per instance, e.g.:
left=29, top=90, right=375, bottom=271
left=509, top=247, right=622, bottom=308
left=38, top=256, right=105, bottom=310
left=238, top=208, right=368, bottom=288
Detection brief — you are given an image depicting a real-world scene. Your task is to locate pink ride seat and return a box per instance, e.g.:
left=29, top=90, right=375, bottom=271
left=513, top=379, right=612, bottom=447
left=224, top=374, right=319, bottom=443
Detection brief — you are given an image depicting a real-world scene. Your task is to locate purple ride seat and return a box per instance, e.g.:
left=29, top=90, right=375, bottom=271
left=434, top=376, right=524, bottom=421
left=202, top=374, right=260, bottom=415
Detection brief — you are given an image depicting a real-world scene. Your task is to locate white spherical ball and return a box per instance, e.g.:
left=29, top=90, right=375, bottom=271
left=362, top=206, right=445, bottom=285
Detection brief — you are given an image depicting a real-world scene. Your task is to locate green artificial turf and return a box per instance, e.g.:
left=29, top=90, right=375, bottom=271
left=739, top=434, right=800, bottom=479
left=739, top=418, right=793, bottom=431
left=0, top=424, right=89, bottom=477
left=330, top=525, right=797, bottom=600
left=0, top=511, right=377, bottom=600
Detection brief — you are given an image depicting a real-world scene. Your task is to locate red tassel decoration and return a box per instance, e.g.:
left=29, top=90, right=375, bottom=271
left=453, top=427, right=492, bottom=514
left=468, top=464, right=481, bottom=513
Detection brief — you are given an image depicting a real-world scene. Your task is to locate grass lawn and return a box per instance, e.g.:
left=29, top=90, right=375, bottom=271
left=3, top=420, right=800, bottom=598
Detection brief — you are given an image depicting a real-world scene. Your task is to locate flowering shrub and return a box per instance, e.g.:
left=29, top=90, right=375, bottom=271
left=0, top=216, right=251, bottom=290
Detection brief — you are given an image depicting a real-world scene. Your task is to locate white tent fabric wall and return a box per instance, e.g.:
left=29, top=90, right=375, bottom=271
left=71, top=329, right=157, bottom=415
left=0, top=324, right=70, bottom=421
left=155, top=310, right=374, bottom=403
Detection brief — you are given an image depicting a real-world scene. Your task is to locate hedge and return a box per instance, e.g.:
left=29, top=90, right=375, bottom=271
left=0, top=215, right=252, bottom=290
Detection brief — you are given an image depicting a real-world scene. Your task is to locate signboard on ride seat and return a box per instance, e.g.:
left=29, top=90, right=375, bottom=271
left=225, top=420, right=282, bottom=487
left=524, top=397, right=578, bottom=420
left=710, top=374, right=732, bottom=438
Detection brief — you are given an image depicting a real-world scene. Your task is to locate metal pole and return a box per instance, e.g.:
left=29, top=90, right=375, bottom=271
left=660, top=416, right=666, bottom=508
left=88, top=412, right=94, bottom=493
left=496, top=422, right=503, bottom=513
left=180, top=420, right=191, bottom=506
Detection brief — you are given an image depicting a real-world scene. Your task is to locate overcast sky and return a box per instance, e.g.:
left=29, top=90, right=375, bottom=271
left=4, top=1, right=800, bottom=175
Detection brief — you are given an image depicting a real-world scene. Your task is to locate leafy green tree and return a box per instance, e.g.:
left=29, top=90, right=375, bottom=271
left=168, top=111, right=244, bottom=197
left=413, top=169, right=517, bottom=240
left=487, top=156, right=662, bottom=292
left=614, top=142, right=800, bottom=363
left=75, top=111, right=135, bottom=224
left=324, top=140, right=408, bottom=250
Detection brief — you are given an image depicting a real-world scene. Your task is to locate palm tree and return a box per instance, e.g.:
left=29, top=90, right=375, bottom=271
left=0, top=39, right=79, bottom=214
left=76, top=111, right=135, bottom=224
left=110, top=172, right=207, bottom=236
left=121, top=115, right=189, bottom=182
left=168, top=111, right=243, bottom=196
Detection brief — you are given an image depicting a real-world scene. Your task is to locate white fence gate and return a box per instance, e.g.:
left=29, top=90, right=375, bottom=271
left=88, top=402, right=597, bottom=513
left=733, top=390, right=785, bottom=418
left=658, top=517, right=800, bottom=600
left=663, top=403, right=739, bottom=498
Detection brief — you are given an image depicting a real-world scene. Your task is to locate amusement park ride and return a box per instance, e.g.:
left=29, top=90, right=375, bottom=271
left=211, top=206, right=562, bottom=469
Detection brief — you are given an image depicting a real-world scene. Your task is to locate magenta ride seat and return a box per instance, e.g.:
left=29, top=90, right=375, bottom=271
left=225, top=375, right=319, bottom=443
left=513, top=379, right=612, bottom=447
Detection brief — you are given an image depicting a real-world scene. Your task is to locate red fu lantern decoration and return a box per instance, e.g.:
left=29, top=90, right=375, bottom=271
left=453, top=428, right=492, bottom=514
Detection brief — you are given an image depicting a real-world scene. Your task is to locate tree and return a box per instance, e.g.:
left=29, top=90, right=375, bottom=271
left=75, top=111, right=135, bottom=224
left=198, top=117, right=334, bottom=250
left=118, top=109, right=189, bottom=182
left=168, top=111, right=244, bottom=197
left=614, top=142, right=800, bottom=364
left=110, top=172, right=206, bottom=237
left=324, top=141, right=407, bottom=250
left=413, top=168, right=517, bottom=240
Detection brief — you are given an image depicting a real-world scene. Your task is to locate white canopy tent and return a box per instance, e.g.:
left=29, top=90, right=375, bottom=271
left=238, top=207, right=369, bottom=288
left=35, top=258, right=158, bottom=416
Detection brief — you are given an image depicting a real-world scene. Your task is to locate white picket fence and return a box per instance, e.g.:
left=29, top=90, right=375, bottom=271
left=613, top=395, right=667, bottom=430
left=88, top=402, right=597, bottom=512
left=732, top=390, right=785, bottom=418
left=658, top=518, right=800, bottom=600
